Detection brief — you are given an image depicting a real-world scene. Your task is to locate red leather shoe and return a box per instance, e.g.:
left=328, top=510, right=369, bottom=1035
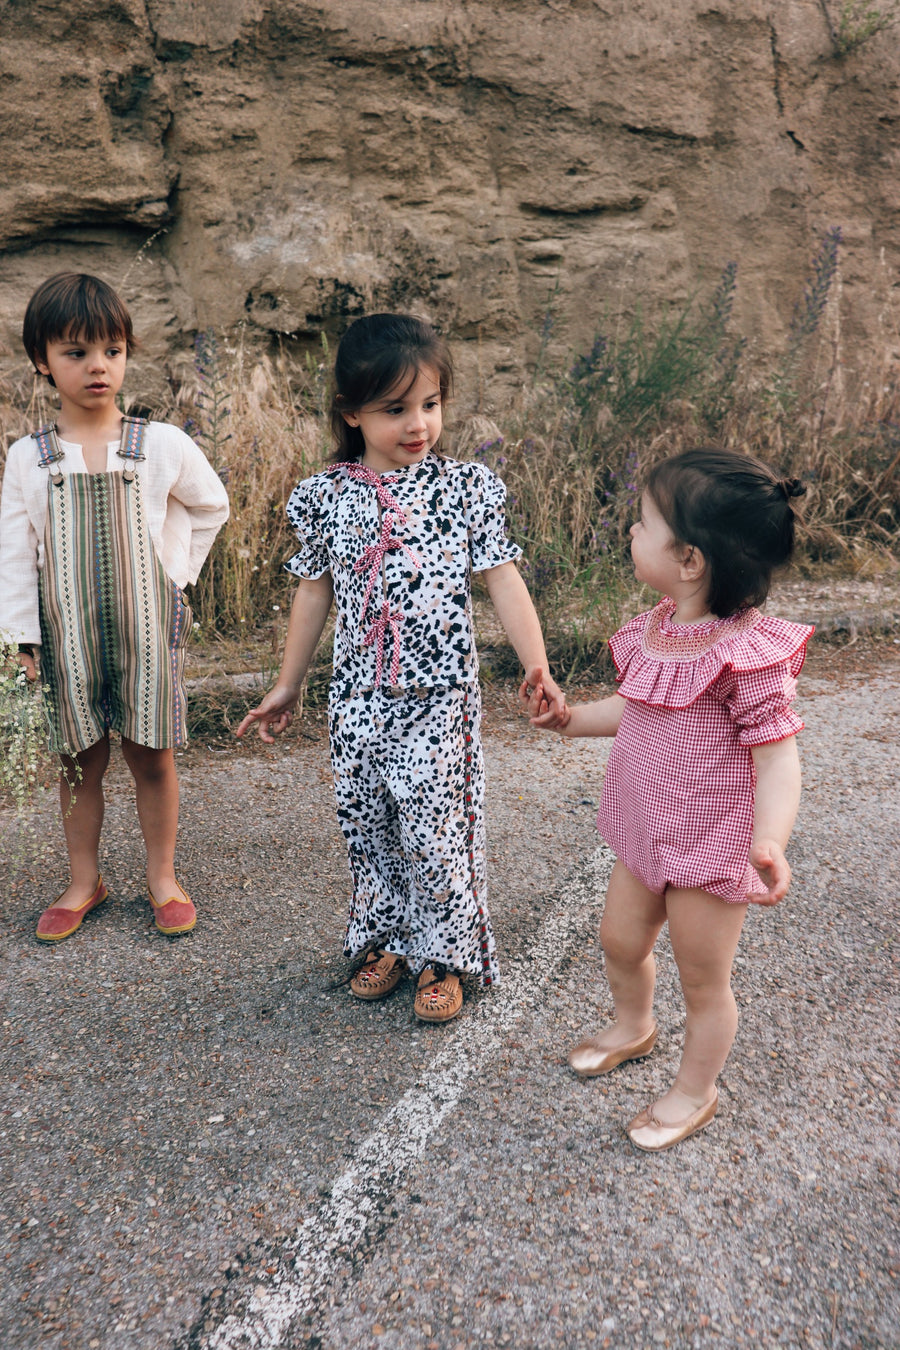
left=36, top=877, right=108, bottom=942
left=148, top=883, right=196, bottom=935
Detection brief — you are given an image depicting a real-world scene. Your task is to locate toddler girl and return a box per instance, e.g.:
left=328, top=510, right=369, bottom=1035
left=237, top=312, right=563, bottom=1022
left=0, top=273, right=229, bottom=939
left=526, top=448, right=812, bottom=1148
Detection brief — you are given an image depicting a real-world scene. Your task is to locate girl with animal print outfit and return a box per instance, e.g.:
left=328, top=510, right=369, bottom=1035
left=237, top=313, right=564, bottom=1022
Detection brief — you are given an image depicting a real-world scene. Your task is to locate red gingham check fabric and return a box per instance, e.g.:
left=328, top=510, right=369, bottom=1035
left=598, top=599, right=814, bottom=904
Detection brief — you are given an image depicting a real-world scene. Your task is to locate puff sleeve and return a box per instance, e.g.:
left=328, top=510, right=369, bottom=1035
left=720, top=661, right=807, bottom=747
left=463, top=463, right=523, bottom=573
left=284, top=477, right=331, bottom=579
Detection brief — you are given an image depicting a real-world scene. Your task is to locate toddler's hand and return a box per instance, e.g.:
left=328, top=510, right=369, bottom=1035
left=749, top=839, right=791, bottom=905
left=532, top=695, right=571, bottom=730
left=519, top=669, right=571, bottom=730
left=537, top=669, right=568, bottom=722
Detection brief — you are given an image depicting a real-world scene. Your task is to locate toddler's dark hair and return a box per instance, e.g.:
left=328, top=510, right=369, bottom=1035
left=646, top=448, right=806, bottom=618
left=23, top=273, right=136, bottom=384
left=330, top=313, right=453, bottom=462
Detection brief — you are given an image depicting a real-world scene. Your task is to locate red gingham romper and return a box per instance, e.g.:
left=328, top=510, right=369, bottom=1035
left=597, top=598, right=814, bottom=904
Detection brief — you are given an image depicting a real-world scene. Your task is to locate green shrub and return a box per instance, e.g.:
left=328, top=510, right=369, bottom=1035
left=830, top=0, right=898, bottom=55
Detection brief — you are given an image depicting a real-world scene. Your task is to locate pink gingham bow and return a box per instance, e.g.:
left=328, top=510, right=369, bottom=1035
left=338, top=463, right=408, bottom=522
left=336, top=462, right=422, bottom=687
left=364, top=601, right=405, bottom=687
left=354, top=510, right=421, bottom=619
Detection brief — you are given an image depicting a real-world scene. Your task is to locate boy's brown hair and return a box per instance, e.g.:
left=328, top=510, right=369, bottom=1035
left=23, top=273, right=136, bottom=373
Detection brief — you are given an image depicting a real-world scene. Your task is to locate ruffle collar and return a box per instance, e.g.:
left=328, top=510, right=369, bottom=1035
left=609, top=597, right=814, bottom=709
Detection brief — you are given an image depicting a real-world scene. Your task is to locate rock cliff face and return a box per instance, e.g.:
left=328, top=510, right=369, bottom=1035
left=1, top=0, right=898, bottom=406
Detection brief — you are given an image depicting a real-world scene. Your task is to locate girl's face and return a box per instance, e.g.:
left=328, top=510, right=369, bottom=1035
left=344, top=364, right=443, bottom=473
left=36, top=328, right=127, bottom=420
left=629, top=491, right=689, bottom=595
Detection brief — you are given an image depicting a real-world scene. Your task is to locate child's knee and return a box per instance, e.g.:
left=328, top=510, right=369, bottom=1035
left=600, top=914, right=652, bottom=967
left=64, top=738, right=110, bottom=784
left=123, top=742, right=175, bottom=783
left=677, top=964, right=736, bottom=1008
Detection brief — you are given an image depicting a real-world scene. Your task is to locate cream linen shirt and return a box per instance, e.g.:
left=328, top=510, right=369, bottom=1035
left=0, top=420, right=230, bottom=646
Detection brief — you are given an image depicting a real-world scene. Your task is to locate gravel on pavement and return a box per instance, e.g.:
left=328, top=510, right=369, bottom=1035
left=1, top=577, right=898, bottom=1350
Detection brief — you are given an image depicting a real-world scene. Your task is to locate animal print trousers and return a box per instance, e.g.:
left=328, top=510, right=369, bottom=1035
left=329, top=682, right=499, bottom=986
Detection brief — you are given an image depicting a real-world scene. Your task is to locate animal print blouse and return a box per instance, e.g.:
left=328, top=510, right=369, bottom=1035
left=285, top=453, right=522, bottom=696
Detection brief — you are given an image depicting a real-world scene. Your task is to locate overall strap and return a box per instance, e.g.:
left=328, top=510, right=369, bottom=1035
left=117, top=415, right=148, bottom=462
left=33, top=424, right=64, bottom=467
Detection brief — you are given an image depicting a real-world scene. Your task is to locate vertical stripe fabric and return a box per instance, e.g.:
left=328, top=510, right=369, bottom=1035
left=37, top=422, right=191, bottom=754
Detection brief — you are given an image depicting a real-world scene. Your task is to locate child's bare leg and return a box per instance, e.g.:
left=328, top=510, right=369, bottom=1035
left=55, top=737, right=110, bottom=908
left=120, top=739, right=179, bottom=900
left=589, top=860, right=666, bottom=1049
left=653, top=885, right=748, bottom=1120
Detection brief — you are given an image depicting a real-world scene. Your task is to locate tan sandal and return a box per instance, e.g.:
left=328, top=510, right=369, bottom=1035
left=414, top=966, right=463, bottom=1023
left=350, top=950, right=406, bottom=1001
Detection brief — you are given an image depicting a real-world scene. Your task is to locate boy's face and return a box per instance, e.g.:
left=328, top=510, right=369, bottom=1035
left=35, top=328, right=127, bottom=418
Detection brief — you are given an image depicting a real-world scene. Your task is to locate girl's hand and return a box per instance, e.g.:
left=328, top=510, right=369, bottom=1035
left=519, top=669, right=571, bottom=730
left=532, top=699, right=572, bottom=730
left=749, top=838, right=791, bottom=906
left=519, top=675, right=550, bottom=720
left=749, top=738, right=800, bottom=905
left=235, top=686, right=300, bottom=744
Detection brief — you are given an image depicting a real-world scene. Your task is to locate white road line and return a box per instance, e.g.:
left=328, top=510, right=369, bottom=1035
left=201, top=846, right=613, bottom=1350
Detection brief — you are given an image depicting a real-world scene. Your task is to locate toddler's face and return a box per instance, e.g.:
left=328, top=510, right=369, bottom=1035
left=629, top=492, right=685, bottom=595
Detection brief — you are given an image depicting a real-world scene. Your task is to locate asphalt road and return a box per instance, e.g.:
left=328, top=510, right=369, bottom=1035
left=1, top=620, right=898, bottom=1350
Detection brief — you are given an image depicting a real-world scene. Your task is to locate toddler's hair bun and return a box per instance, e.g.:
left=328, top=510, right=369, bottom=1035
left=779, top=477, right=807, bottom=500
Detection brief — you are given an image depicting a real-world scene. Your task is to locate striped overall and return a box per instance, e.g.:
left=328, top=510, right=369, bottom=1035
left=36, top=418, right=192, bottom=754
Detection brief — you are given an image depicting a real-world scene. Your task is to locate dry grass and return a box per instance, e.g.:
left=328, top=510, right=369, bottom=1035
left=2, top=254, right=899, bottom=687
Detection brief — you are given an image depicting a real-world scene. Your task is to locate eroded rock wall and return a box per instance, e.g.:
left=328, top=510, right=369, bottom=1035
left=1, top=0, right=898, bottom=406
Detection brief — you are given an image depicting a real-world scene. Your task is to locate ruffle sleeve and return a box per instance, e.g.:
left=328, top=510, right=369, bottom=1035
left=609, top=602, right=813, bottom=727
left=284, top=475, right=331, bottom=579
left=724, top=668, right=806, bottom=746
left=461, top=462, right=523, bottom=573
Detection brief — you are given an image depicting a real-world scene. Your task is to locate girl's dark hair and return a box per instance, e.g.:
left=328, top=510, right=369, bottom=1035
left=646, top=448, right=806, bottom=618
left=329, top=313, right=453, bottom=462
left=23, top=273, right=136, bottom=380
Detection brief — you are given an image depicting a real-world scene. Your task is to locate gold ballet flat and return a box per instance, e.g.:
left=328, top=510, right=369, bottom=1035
left=627, top=1089, right=719, bottom=1152
left=567, top=1024, right=657, bottom=1078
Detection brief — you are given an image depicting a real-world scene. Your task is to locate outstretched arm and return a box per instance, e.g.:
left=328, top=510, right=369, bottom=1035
left=235, top=574, right=334, bottom=743
left=523, top=680, right=627, bottom=738
left=482, top=561, right=566, bottom=719
left=749, top=735, right=801, bottom=905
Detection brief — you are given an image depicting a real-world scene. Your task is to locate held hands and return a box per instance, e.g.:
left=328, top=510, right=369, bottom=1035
left=749, top=838, right=791, bottom=906
left=519, top=666, right=571, bottom=730
left=234, top=685, right=300, bottom=744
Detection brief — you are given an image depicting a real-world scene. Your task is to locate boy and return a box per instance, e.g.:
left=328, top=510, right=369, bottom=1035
left=0, top=273, right=229, bottom=939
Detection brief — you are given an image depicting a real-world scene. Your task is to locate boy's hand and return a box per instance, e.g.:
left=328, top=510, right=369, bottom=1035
left=16, top=652, right=37, bottom=683
left=749, top=839, right=791, bottom=906
left=235, top=686, right=299, bottom=743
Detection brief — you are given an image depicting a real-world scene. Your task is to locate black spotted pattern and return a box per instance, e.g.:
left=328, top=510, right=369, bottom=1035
left=286, top=454, right=519, bottom=984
